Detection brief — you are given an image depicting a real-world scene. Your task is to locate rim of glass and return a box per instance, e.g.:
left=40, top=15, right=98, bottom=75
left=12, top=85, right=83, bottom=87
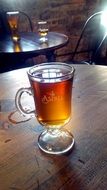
left=6, top=11, right=19, bottom=15
left=38, top=21, right=47, bottom=25
left=28, top=62, right=75, bottom=80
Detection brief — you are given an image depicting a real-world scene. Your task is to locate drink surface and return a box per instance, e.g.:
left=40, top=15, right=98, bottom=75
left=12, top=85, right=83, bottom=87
left=38, top=29, right=48, bottom=37
left=30, top=67, right=73, bottom=127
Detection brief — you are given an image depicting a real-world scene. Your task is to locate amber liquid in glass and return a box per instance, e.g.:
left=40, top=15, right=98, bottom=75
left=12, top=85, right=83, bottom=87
left=8, top=16, right=18, bottom=29
left=31, top=77, right=73, bottom=127
left=38, top=28, right=48, bottom=37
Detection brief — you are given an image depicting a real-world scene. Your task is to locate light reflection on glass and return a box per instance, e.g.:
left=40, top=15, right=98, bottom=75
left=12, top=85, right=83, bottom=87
left=13, top=42, right=22, bottom=52
left=42, top=69, right=62, bottom=83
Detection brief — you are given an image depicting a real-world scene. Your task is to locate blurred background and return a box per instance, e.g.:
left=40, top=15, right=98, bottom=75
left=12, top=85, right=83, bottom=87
left=0, top=0, right=106, bottom=63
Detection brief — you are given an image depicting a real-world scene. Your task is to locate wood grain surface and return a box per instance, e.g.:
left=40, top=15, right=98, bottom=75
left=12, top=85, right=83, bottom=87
left=0, top=64, right=107, bottom=190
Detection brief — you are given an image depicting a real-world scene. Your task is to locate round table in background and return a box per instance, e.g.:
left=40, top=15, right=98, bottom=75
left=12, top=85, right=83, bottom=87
left=0, top=31, right=69, bottom=72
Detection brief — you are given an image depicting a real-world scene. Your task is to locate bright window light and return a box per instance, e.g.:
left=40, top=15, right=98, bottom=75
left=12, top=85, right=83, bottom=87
left=101, top=10, right=107, bottom=30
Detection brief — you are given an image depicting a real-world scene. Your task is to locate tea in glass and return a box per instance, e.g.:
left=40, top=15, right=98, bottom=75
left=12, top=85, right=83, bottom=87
left=15, top=62, right=75, bottom=155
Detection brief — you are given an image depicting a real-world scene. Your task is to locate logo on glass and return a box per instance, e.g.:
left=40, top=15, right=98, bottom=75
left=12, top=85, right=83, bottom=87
left=42, top=91, right=63, bottom=104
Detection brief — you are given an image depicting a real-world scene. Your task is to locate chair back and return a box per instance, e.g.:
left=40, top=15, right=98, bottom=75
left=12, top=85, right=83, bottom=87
left=18, top=11, right=33, bottom=32
left=71, top=11, right=107, bottom=65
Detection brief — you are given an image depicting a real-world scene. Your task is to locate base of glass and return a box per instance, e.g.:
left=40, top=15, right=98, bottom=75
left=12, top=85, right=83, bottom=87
left=38, top=128, right=74, bottom=155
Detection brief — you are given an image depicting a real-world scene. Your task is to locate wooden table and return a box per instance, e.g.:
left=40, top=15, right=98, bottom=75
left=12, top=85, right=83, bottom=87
left=0, top=32, right=68, bottom=73
left=0, top=64, right=107, bottom=190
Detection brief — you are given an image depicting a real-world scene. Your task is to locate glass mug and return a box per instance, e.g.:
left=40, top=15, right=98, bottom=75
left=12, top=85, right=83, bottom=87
left=15, top=62, right=75, bottom=155
left=6, top=11, right=20, bottom=42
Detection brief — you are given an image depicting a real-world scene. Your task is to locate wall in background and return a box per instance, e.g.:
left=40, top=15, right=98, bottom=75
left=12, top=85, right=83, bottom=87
left=0, top=0, right=105, bottom=62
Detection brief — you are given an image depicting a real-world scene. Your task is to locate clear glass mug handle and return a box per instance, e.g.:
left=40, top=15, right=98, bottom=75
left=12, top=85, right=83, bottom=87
left=15, top=87, right=35, bottom=117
